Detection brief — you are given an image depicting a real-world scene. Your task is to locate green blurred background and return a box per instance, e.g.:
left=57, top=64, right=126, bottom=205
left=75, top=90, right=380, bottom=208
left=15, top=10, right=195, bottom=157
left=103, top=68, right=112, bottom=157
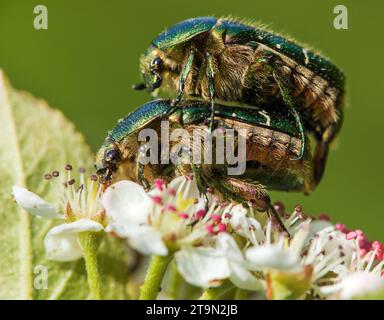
left=0, top=0, right=383, bottom=240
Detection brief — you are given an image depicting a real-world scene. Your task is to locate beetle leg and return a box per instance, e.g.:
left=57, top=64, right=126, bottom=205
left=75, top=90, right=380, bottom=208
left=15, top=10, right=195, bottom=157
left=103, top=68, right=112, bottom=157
left=163, top=50, right=196, bottom=118
left=312, top=123, right=338, bottom=188
left=272, top=70, right=306, bottom=161
left=205, top=52, right=216, bottom=132
left=135, top=145, right=151, bottom=191
left=204, top=173, right=289, bottom=234
left=191, top=164, right=210, bottom=211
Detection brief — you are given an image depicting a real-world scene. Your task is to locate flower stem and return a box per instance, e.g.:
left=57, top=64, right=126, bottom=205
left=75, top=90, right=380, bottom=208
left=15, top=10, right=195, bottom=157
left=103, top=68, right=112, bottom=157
left=234, top=288, right=248, bottom=300
left=199, top=281, right=234, bottom=300
left=167, top=261, right=182, bottom=299
left=139, top=254, right=173, bottom=300
left=79, top=232, right=103, bottom=300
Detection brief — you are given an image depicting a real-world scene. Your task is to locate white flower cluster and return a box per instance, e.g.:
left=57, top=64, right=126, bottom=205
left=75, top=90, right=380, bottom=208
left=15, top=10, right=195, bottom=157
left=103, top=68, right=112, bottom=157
left=13, top=169, right=384, bottom=300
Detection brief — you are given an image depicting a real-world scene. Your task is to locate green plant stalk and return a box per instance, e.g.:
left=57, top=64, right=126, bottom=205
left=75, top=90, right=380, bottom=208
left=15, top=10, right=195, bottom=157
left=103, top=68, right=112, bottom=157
left=167, top=261, right=182, bottom=299
left=139, top=254, right=173, bottom=300
left=199, top=281, right=234, bottom=300
left=234, top=288, right=248, bottom=300
left=78, top=231, right=103, bottom=300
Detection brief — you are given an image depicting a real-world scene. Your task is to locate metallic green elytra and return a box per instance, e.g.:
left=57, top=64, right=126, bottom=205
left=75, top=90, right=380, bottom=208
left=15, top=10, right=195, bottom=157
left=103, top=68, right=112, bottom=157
left=135, top=16, right=346, bottom=188
left=96, top=99, right=314, bottom=232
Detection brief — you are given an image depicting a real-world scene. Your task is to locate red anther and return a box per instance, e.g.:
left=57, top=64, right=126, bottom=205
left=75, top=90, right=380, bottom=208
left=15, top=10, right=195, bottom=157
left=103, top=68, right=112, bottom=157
left=217, top=223, right=227, bottom=233
left=294, top=204, right=302, bottom=212
left=178, top=212, right=189, bottom=219
left=358, top=237, right=371, bottom=250
left=346, top=231, right=357, bottom=240
left=318, top=213, right=330, bottom=221
left=151, top=195, right=163, bottom=205
left=224, top=213, right=232, bottom=219
left=211, top=214, right=221, bottom=223
left=165, top=204, right=177, bottom=212
left=360, top=249, right=368, bottom=258
left=168, top=188, right=177, bottom=196
left=273, top=201, right=285, bottom=214
left=206, top=223, right=215, bottom=234
left=355, top=229, right=364, bottom=237
left=371, top=241, right=384, bottom=260
left=335, top=223, right=350, bottom=234
left=44, top=173, right=52, bottom=180
left=154, top=179, right=165, bottom=191
left=195, top=209, right=206, bottom=219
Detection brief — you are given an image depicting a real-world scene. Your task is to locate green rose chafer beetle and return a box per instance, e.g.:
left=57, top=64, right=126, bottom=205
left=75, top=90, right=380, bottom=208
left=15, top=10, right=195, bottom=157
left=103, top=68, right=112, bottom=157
left=134, top=17, right=345, bottom=189
left=95, top=99, right=314, bottom=232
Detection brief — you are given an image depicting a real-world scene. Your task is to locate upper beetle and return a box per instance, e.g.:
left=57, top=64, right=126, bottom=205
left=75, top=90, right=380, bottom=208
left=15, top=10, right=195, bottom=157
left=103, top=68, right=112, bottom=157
left=134, top=17, right=345, bottom=187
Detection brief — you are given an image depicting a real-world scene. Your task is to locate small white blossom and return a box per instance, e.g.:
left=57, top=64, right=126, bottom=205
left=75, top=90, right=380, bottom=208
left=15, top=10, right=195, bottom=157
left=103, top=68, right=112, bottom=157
left=12, top=166, right=105, bottom=261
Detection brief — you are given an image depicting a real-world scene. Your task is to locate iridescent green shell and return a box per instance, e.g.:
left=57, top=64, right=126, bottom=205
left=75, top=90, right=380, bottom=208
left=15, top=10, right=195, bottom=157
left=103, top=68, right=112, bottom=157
left=151, top=17, right=344, bottom=89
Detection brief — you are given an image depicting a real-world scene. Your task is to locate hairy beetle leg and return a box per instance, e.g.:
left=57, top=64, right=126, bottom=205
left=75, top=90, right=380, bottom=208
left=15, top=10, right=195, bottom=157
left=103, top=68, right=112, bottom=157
left=205, top=51, right=216, bottom=132
left=136, top=145, right=151, bottom=191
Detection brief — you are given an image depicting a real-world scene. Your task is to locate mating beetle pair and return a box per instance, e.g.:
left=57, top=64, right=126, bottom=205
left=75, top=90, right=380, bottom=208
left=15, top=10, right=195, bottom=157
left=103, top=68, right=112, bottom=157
left=96, top=17, right=345, bottom=231
left=95, top=99, right=313, bottom=231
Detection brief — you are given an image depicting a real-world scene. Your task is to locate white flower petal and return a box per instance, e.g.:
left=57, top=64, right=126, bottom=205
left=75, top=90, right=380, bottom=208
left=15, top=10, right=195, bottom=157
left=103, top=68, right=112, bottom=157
left=128, top=225, right=168, bottom=256
left=175, top=247, right=231, bottom=288
left=245, top=244, right=301, bottom=272
left=216, top=232, right=243, bottom=262
left=101, top=180, right=153, bottom=226
left=340, top=272, right=384, bottom=299
left=169, top=176, right=200, bottom=200
left=49, top=219, right=104, bottom=235
left=44, top=219, right=104, bottom=261
left=216, top=233, right=262, bottom=290
left=230, top=205, right=264, bottom=244
left=12, top=186, right=63, bottom=219
left=229, top=262, right=262, bottom=291
left=44, top=228, right=82, bottom=261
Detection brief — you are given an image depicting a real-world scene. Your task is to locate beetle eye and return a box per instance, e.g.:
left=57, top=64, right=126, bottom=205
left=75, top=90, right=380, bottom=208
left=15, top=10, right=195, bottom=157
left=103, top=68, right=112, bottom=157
left=105, top=149, right=120, bottom=163
left=151, top=57, right=163, bottom=72
left=152, top=74, right=163, bottom=89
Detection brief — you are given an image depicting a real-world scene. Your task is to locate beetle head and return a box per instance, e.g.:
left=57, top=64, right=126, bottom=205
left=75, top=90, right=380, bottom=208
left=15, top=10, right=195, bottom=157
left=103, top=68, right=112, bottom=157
left=138, top=46, right=165, bottom=92
left=95, top=144, right=122, bottom=183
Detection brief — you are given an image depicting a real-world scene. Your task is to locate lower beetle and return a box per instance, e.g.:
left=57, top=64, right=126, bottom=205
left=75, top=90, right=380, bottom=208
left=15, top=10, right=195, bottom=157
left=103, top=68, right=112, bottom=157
left=95, top=99, right=314, bottom=232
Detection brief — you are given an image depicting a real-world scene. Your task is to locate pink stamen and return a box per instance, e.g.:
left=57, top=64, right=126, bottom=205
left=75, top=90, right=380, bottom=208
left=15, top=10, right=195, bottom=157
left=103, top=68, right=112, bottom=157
left=165, top=204, right=177, bottom=212
left=154, top=179, right=165, bottom=191
left=346, top=231, right=357, bottom=240
left=217, top=223, right=227, bottom=233
left=178, top=212, right=189, bottom=219
left=335, top=223, right=350, bottom=234
left=195, top=209, right=206, bottom=219
left=318, top=213, right=330, bottom=221
left=211, top=214, right=222, bottom=223
left=151, top=195, right=163, bottom=205
left=372, top=241, right=384, bottom=261
left=206, top=223, right=215, bottom=234
left=168, top=188, right=177, bottom=196
left=357, top=236, right=371, bottom=251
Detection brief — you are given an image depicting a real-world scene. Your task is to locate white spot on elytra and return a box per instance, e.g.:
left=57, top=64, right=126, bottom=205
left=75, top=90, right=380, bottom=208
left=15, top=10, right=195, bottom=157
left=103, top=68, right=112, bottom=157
left=303, top=49, right=309, bottom=65
left=258, top=110, right=271, bottom=126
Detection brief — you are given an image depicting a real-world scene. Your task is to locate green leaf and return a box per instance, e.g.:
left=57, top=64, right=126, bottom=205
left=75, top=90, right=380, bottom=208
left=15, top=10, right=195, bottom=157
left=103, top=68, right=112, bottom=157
left=0, top=70, right=129, bottom=299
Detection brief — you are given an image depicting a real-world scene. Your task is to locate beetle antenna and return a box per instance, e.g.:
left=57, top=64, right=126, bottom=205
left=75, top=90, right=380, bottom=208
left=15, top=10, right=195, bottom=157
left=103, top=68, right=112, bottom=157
left=132, top=83, right=146, bottom=90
